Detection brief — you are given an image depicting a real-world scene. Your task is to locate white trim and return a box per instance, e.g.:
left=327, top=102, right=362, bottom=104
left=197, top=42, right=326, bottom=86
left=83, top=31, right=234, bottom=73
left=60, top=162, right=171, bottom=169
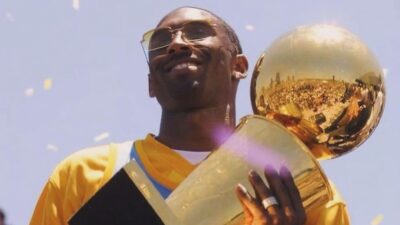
left=173, top=149, right=209, bottom=164
left=112, top=141, right=134, bottom=175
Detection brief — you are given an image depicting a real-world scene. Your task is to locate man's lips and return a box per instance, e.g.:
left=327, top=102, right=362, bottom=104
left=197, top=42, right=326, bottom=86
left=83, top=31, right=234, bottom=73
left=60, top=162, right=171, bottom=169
left=163, top=58, right=203, bottom=73
left=169, top=62, right=200, bottom=73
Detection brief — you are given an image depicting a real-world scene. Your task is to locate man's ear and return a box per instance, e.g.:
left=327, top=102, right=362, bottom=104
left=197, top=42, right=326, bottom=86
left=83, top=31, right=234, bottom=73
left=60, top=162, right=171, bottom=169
left=232, top=54, right=249, bottom=80
left=148, top=73, right=156, bottom=97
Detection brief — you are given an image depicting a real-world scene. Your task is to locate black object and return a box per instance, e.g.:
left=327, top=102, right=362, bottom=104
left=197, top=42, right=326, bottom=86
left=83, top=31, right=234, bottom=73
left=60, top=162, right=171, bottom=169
left=69, top=168, right=165, bottom=225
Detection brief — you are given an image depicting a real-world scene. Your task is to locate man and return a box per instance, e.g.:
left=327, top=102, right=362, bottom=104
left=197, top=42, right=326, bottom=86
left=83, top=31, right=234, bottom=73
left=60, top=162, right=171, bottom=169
left=30, top=7, right=349, bottom=225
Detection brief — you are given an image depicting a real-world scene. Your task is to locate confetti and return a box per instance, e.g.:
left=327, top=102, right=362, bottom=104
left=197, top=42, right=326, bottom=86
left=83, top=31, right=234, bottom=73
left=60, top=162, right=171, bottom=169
left=5, top=12, right=15, bottom=22
left=94, top=132, right=110, bottom=142
left=245, top=24, right=255, bottom=31
left=47, top=144, right=59, bottom=152
left=371, top=214, right=384, bottom=225
left=72, top=0, right=80, bottom=11
left=382, top=68, right=388, bottom=78
left=43, top=78, right=53, bottom=90
left=24, top=88, right=35, bottom=97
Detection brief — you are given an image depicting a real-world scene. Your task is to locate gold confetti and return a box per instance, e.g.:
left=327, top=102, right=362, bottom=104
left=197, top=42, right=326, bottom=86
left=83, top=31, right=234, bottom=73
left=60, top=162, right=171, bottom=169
left=72, top=0, right=80, bottom=11
left=43, top=78, right=53, bottom=90
left=94, top=132, right=110, bottom=142
left=47, top=144, right=59, bottom=152
left=24, top=88, right=34, bottom=97
left=245, top=24, right=255, bottom=31
left=371, top=214, right=384, bottom=225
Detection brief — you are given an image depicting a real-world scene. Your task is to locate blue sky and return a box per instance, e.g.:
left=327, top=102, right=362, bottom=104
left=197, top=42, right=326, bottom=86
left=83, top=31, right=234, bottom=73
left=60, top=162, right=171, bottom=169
left=0, top=0, right=399, bottom=224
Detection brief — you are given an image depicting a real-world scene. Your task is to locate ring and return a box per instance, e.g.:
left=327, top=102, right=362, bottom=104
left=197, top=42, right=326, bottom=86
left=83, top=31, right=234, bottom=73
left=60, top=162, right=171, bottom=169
left=261, top=196, right=279, bottom=209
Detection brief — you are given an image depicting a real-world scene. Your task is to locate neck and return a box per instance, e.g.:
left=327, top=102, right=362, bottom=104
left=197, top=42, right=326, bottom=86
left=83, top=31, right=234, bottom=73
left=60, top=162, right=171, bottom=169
left=157, top=103, right=236, bottom=151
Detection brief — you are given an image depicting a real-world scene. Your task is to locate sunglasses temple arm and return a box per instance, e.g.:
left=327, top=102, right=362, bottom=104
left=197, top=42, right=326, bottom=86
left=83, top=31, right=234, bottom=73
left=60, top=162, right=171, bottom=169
left=140, top=42, right=151, bottom=65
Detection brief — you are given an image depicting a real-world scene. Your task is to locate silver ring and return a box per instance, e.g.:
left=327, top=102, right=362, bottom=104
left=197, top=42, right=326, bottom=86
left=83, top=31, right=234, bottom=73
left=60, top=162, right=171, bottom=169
left=261, top=196, right=279, bottom=209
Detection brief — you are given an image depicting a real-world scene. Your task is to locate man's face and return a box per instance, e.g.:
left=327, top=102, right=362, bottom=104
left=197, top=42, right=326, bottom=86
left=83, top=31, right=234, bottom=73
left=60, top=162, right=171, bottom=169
left=147, top=8, right=240, bottom=111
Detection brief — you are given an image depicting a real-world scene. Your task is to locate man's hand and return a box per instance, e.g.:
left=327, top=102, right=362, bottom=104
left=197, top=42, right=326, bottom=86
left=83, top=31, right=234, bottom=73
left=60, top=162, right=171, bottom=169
left=235, top=166, right=306, bottom=225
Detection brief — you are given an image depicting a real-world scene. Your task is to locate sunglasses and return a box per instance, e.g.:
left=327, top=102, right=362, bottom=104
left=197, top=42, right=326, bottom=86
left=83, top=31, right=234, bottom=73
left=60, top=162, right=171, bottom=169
left=140, top=20, right=217, bottom=62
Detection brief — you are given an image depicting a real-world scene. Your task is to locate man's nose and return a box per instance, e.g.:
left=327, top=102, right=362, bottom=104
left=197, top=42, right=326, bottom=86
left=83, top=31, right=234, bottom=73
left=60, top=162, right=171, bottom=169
left=166, top=31, right=191, bottom=54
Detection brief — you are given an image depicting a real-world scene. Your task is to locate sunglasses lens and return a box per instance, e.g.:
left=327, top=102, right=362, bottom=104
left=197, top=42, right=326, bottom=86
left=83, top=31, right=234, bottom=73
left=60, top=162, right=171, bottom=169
left=141, top=21, right=216, bottom=56
left=183, top=21, right=215, bottom=41
left=148, top=28, right=172, bottom=51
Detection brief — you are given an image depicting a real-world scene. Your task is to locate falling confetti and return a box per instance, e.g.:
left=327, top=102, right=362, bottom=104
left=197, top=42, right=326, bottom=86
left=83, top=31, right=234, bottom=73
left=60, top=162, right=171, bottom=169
left=72, top=0, right=80, bottom=11
left=383, top=68, right=388, bottom=78
left=43, top=78, right=53, bottom=90
left=25, top=88, right=35, bottom=97
left=5, top=12, right=15, bottom=22
left=47, top=144, right=59, bottom=152
left=245, top=24, right=255, bottom=31
left=371, top=214, right=384, bottom=225
left=94, top=132, right=110, bottom=142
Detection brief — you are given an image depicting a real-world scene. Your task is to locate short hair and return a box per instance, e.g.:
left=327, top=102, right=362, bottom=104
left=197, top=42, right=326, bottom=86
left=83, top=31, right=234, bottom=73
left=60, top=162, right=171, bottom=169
left=158, top=7, right=243, bottom=54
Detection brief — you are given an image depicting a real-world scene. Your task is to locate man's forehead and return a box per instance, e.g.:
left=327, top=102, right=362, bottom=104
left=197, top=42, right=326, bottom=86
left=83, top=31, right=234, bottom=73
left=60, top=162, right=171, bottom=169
left=157, top=7, right=220, bottom=28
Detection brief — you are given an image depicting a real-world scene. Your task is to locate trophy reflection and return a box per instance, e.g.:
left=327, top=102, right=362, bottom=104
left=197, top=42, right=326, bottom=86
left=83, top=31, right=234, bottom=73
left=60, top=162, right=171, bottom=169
left=251, top=24, right=385, bottom=160
left=166, top=24, right=385, bottom=225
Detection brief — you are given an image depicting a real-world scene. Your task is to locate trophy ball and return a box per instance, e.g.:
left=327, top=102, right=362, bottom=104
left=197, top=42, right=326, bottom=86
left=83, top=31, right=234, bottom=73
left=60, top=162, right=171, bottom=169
left=250, top=24, right=385, bottom=159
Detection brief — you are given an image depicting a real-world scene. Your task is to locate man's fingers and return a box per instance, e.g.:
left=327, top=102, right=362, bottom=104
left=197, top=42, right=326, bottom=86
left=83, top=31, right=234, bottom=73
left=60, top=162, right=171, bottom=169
left=280, top=166, right=302, bottom=210
left=235, top=183, right=269, bottom=223
left=237, top=169, right=306, bottom=225
left=264, top=166, right=297, bottom=224
left=248, top=170, right=282, bottom=223
left=280, top=166, right=307, bottom=224
left=235, top=184, right=254, bottom=225
left=248, top=170, right=273, bottom=201
left=264, top=166, right=293, bottom=208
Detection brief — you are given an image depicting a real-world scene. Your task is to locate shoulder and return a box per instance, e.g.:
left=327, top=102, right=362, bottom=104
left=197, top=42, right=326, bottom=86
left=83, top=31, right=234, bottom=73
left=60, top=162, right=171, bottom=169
left=30, top=141, right=136, bottom=224
left=50, top=144, right=111, bottom=182
left=48, top=142, right=131, bottom=193
left=49, top=141, right=136, bottom=185
left=48, top=142, right=135, bottom=201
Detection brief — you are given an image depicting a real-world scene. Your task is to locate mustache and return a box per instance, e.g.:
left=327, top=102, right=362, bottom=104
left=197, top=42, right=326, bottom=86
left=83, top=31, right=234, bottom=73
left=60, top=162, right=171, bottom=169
left=151, top=45, right=210, bottom=73
left=167, top=45, right=209, bottom=63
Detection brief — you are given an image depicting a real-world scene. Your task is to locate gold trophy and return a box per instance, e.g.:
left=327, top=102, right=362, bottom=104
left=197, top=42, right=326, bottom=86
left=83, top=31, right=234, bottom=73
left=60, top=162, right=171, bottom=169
left=251, top=24, right=385, bottom=160
left=166, top=24, right=385, bottom=225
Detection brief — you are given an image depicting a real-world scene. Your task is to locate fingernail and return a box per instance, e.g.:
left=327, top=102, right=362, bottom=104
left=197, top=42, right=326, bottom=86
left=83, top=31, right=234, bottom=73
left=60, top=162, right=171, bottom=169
left=237, top=183, right=252, bottom=200
left=249, top=169, right=257, bottom=177
left=264, top=165, right=275, bottom=174
left=280, top=166, right=290, bottom=176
